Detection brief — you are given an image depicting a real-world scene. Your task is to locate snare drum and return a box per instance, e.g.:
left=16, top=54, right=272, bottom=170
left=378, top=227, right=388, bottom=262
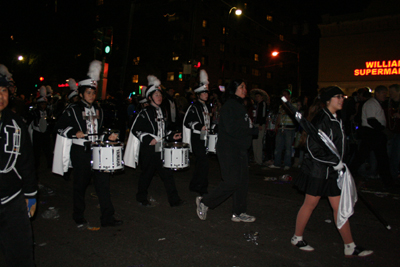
left=163, top=142, right=190, bottom=169
left=91, top=141, right=124, bottom=172
left=206, top=134, right=218, bottom=153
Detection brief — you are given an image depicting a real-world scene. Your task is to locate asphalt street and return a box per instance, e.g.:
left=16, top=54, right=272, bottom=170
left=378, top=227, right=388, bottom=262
left=1, top=153, right=400, bottom=267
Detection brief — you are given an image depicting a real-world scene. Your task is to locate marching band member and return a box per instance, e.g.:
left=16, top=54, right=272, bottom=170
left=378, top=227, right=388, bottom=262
left=129, top=75, right=185, bottom=207
left=183, top=69, right=211, bottom=195
left=26, top=86, right=54, bottom=172
left=55, top=60, right=122, bottom=227
left=196, top=79, right=257, bottom=222
left=67, top=78, right=80, bottom=105
left=0, top=64, right=37, bottom=266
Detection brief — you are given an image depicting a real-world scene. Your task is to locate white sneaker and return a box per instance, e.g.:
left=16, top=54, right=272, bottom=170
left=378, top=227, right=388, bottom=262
left=268, top=164, right=281, bottom=169
left=196, top=196, right=208, bottom=220
left=284, top=166, right=290, bottom=171
left=291, top=236, right=314, bottom=251
left=231, top=213, right=256, bottom=222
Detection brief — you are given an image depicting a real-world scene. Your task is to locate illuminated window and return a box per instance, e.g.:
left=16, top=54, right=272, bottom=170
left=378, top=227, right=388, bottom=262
left=172, top=56, right=179, bottom=61
left=202, top=38, right=208, bottom=47
left=133, top=57, right=140, bottom=65
left=168, top=16, right=179, bottom=22
left=97, top=0, right=104, bottom=5
left=266, top=15, right=273, bottom=22
left=222, top=27, right=226, bottom=35
left=201, top=56, right=208, bottom=66
left=202, top=20, right=207, bottom=28
left=254, top=54, right=259, bottom=61
left=279, top=35, right=284, bottom=41
left=132, top=75, right=138, bottom=83
left=167, top=72, right=175, bottom=81
left=267, top=72, right=272, bottom=79
left=252, top=69, right=260, bottom=76
left=220, top=43, right=225, bottom=52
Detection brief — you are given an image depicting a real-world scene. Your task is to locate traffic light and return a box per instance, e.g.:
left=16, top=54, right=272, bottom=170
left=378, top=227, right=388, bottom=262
left=39, top=77, right=44, bottom=82
left=103, top=27, right=113, bottom=55
left=191, top=61, right=201, bottom=77
left=105, top=46, right=111, bottom=54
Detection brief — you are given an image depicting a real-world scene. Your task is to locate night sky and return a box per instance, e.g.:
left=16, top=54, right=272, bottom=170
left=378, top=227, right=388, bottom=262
left=0, top=0, right=376, bottom=96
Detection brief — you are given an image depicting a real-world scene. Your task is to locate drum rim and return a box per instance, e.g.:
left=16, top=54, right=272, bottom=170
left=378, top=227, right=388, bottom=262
left=164, top=142, right=190, bottom=148
left=91, top=140, right=123, bottom=147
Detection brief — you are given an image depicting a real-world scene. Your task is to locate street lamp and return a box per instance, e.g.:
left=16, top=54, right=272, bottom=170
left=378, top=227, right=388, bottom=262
left=221, top=7, right=242, bottom=83
left=18, top=55, right=24, bottom=61
left=271, top=50, right=301, bottom=96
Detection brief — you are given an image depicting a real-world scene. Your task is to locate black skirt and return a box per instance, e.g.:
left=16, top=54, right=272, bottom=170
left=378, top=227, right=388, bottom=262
left=294, top=171, right=341, bottom=197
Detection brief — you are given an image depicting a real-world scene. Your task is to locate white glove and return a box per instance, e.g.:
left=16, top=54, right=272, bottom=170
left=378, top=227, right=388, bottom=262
left=333, top=161, right=344, bottom=171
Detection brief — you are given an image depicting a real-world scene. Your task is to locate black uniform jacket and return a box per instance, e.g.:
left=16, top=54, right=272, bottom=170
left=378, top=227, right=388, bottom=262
left=184, top=101, right=211, bottom=138
left=56, top=100, right=104, bottom=140
left=0, top=108, right=37, bottom=204
left=300, top=108, right=345, bottom=180
left=131, top=105, right=174, bottom=149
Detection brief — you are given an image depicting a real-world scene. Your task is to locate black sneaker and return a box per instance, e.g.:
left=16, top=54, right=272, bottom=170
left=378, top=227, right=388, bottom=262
left=101, top=219, right=123, bottom=227
left=138, top=200, right=152, bottom=207
left=170, top=199, right=186, bottom=207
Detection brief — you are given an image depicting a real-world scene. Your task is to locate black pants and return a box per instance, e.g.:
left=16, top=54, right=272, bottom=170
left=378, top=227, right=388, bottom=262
left=70, top=144, right=115, bottom=224
left=350, top=127, right=392, bottom=186
left=189, top=138, right=209, bottom=195
left=0, top=193, right=34, bottom=267
left=33, top=130, right=53, bottom=171
left=202, top=148, right=249, bottom=215
left=136, top=145, right=181, bottom=205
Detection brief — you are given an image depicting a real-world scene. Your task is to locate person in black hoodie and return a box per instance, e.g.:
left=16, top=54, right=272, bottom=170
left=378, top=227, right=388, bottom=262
left=196, top=79, right=257, bottom=222
left=130, top=75, right=184, bottom=207
left=183, top=69, right=212, bottom=195
left=291, top=86, right=373, bottom=258
left=0, top=64, right=37, bottom=266
left=55, top=60, right=122, bottom=228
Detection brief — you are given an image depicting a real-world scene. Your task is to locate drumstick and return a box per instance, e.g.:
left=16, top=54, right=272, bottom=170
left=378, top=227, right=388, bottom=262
left=72, top=133, right=100, bottom=138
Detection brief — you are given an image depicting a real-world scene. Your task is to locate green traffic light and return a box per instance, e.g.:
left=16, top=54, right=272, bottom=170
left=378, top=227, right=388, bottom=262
left=105, top=46, right=111, bottom=54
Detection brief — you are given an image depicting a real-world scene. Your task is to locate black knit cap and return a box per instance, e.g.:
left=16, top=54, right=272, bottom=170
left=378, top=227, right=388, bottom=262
left=320, top=86, right=344, bottom=102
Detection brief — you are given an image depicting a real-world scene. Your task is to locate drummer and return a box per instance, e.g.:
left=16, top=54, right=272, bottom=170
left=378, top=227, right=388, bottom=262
left=130, top=75, right=185, bottom=207
left=183, top=69, right=212, bottom=195
left=55, top=60, right=123, bottom=227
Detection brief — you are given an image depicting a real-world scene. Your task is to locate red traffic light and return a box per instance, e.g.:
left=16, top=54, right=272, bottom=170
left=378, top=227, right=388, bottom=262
left=39, top=77, right=44, bottom=82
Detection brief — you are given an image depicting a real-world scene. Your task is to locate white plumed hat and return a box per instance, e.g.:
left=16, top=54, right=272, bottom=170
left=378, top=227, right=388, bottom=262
left=145, top=75, right=161, bottom=99
left=67, top=78, right=79, bottom=100
left=37, top=86, right=48, bottom=103
left=194, top=69, right=209, bottom=94
left=78, top=60, right=102, bottom=92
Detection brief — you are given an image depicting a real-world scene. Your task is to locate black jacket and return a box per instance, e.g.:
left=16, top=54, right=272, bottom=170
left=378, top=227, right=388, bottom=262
left=0, top=108, right=37, bottom=204
left=300, top=108, right=344, bottom=179
left=216, top=96, right=254, bottom=151
left=184, top=101, right=211, bottom=138
left=56, top=100, right=104, bottom=140
left=254, top=100, right=267, bottom=125
left=131, top=105, right=174, bottom=149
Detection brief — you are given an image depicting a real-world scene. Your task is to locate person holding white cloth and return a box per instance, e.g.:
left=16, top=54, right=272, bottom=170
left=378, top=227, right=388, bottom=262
left=291, top=86, right=373, bottom=258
